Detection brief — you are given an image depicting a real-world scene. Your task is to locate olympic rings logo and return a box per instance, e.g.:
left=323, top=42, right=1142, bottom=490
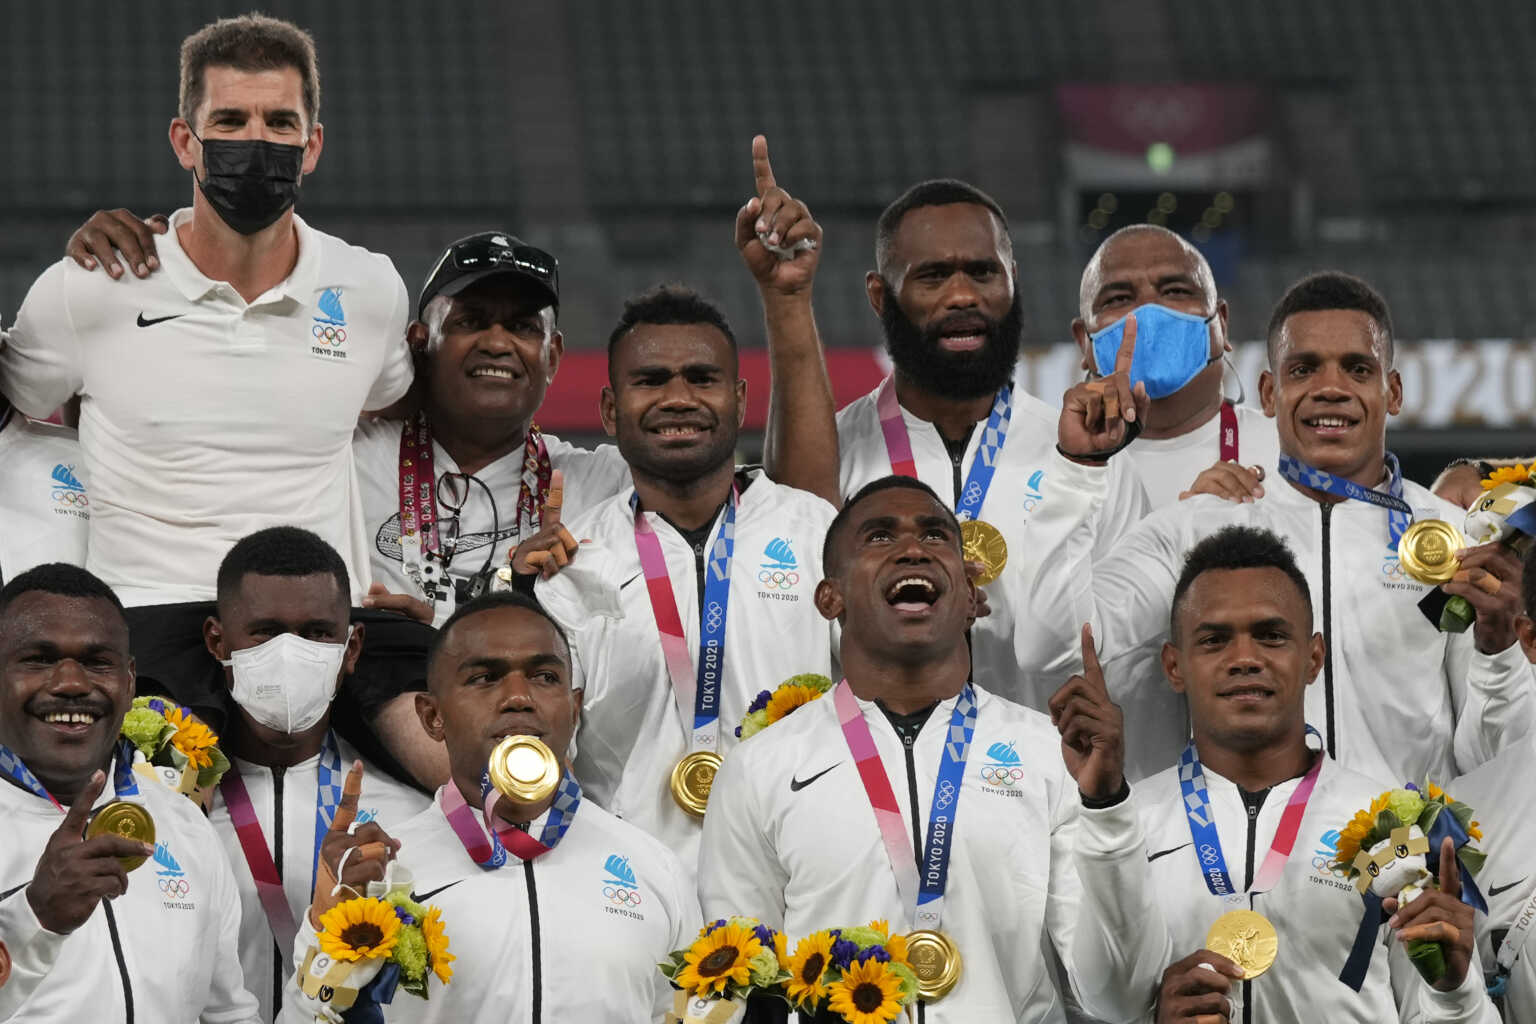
left=312, top=324, right=348, bottom=345
left=705, top=602, right=724, bottom=630
left=158, top=877, right=191, bottom=897
left=1311, top=855, right=1350, bottom=879
left=603, top=886, right=643, bottom=906
left=963, top=482, right=983, bottom=504
left=1199, top=844, right=1220, bottom=866
left=51, top=490, right=89, bottom=506
left=1381, top=559, right=1405, bottom=580
left=1022, top=497, right=1040, bottom=513
left=935, top=780, right=957, bottom=809
left=980, top=765, right=1024, bottom=787
left=757, top=569, right=800, bottom=589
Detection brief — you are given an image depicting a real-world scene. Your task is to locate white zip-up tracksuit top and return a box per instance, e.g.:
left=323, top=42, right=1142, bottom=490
left=536, top=469, right=837, bottom=865
left=0, top=763, right=260, bottom=1022
left=1060, top=475, right=1535, bottom=782
left=210, top=735, right=431, bottom=1022
left=837, top=384, right=1146, bottom=711
left=1452, top=733, right=1536, bottom=1024
left=1072, top=755, right=1498, bottom=1023
left=278, top=787, right=700, bottom=1023
left=699, top=683, right=1084, bottom=1022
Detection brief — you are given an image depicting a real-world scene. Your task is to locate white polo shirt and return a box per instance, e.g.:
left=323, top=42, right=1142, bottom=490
left=0, top=209, right=414, bottom=606
left=1122, top=401, right=1283, bottom=509
left=0, top=412, right=90, bottom=581
left=354, top=418, right=630, bottom=609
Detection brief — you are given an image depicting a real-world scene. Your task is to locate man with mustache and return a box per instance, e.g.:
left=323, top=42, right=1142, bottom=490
left=0, top=563, right=258, bottom=1020
left=1072, top=224, right=1282, bottom=509
left=278, top=591, right=699, bottom=1022
left=836, top=179, right=1150, bottom=712
left=1056, top=271, right=1532, bottom=783
left=532, top=284, right=840, bottom=866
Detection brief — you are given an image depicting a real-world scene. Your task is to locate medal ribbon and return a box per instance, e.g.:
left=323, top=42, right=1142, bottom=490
left=1278, top=452, right=1412, bottom=549
left=1490, top=888, right=1536, bottom=996
left=875, top=377, right=1014, bottom=523
left=0, top=738, right=139, bottom=811
left=440, top=768, right=582, bottom=867
left=631, top=489, right=737, bottom=754
left=1218, top=401, right=1238, bottom=463
left=1177, top=726, right=1323, bottom=902
left=218, top=730, right=342, bottom=958
left=832, top=680, right=978, bottom=932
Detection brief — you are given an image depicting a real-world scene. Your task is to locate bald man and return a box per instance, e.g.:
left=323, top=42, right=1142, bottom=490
left=1072, top=225, right=1281, bottom=508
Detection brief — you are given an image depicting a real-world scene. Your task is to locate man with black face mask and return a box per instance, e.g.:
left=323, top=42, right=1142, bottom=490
left=0, top=15, right=413, bottom=722
left=837, top=179, right=1149, bottom=711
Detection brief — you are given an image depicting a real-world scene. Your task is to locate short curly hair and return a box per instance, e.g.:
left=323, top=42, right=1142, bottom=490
left=179, top=14, right=321, bottom=129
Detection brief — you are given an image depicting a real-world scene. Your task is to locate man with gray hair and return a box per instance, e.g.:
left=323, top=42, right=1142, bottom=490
left=1072, top=224, right=1281, bottom=508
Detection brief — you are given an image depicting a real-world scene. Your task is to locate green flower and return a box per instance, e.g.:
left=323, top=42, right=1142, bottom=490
left=748, top=945, right=781, bottom=987
left=738, top=710, right=771, bottom=741
left=120, top=707, right=172, bottom=760
left=391, top=924, right=428, bottom=986
left=888, top=961, right=920, bottom=1001
left=838, top=926, right=887, bottom=950
left=1387, top=789, right=1425, bottom=827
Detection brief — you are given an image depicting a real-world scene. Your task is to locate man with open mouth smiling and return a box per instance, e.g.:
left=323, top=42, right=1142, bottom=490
left=1066, top=526, right=1495, bottom=1024
left=1057, top=271, right=1533, bottom=787
left=0, top=564, right=258, bottom=1021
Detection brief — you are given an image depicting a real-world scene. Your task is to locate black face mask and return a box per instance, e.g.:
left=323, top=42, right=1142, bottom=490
left=194, top=135, right=305, bottom=235
left=878, top=284, right=1025, bottom=401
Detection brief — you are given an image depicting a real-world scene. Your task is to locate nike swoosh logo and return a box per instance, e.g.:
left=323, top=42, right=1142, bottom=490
left=1147, top=842, right=1192, bottom=863
left=136, top=313, right=184, bottom=328
left=619, top=572, right=643, bottom=590
left=410, top=880, right=464, bottom=902
left=1489, top=878, right=1528, bottom=898
left=790, top=764, right=839, bottom=792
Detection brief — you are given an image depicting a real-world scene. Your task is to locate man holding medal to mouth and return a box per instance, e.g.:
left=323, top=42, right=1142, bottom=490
left=698, top=364, right=1147, bottom=1019
left=0, top=564, right=259, bottom=1021
left=279, top=591, right=699, bottom=1023
left=1054, top=271, right=1534, bottom=785
left=1063, top=525, right=1496, bottom=1023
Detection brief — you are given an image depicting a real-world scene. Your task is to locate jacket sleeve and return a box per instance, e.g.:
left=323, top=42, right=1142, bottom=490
left=1, top=260, right=85, bottom=418
left=654, top=849, right=705, bottom=1024
left=1391, top=933, right=1501, bottom=1023
left=1068, top=792, right=1173, bottom=1024
left=0, top=884, right=68, bottom=1017
left=197, top=823, right=264, bottom=1023
left=275, top=916, right=349, bottom=1024
left=696, top=744, right=789, bottom=931
left=1446, top=635, right=1536, bottom=771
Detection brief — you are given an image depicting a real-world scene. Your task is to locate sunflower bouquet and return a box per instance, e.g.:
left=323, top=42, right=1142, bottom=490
left=297, top=882, right=454, bottom=1023
left=120, top=696, right=229, bottom=803
left=660, top=917, right=791, bottom=1023
left=1331, top=783, right=1485, bottom=984
left=1419, top=464, right=1536, bottom=632
left=787, top=921, right=918, bottom=1024
left=736, top=675, right=834, bottom=741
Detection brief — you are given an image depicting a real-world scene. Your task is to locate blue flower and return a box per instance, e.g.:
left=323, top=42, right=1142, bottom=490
left=829, top=937, right=858, bottom=970
left=148, top=698, right=167, bottom=715
left=393, top=905, right=415, bottom=926
left=704, top=919, right=726, bottom=935
left=747, top=690, right=772, bottom=714
left=752, top=924, right=775, bottom=947
left=855, top=946, right=891, bottom=964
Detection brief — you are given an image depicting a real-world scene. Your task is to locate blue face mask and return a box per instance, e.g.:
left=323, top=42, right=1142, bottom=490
left=1089, top=303, right=1219, bottom=400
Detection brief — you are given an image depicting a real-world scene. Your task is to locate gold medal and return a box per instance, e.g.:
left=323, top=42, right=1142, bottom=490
left=669, top=750, right=722, bottom=819
left=487, top=735, right=560, bottom=808
left=1397, top=519, right=1465, bottom=585
left=85, top=801, right=156, bottom=871
left=1205, top=909, right=1277, bottom=979
left=960, top=520, right=1007, bottom=585
left=905, top=929, right=962, bottom=1001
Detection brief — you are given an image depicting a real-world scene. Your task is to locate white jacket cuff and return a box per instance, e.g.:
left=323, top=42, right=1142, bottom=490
left=1420, top=954, right=1498, bottom=1021
left=0, top=886, right=67, bottom=1010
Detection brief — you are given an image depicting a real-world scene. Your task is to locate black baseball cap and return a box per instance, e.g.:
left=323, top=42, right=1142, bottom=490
left=417, top=232, right=559, bottom=320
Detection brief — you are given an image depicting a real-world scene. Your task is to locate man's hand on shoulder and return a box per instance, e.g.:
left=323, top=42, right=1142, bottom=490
left=66, top=209, right=169, bottom=280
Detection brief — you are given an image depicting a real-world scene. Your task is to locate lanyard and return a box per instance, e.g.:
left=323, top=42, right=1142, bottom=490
left=217, top=731, right=342, bottom=958
left=396, top=414, right=553, bottom=594
left=0, top=738, right=140, bottom=811
left=832, top=681, right=978, bottom=932
left=875, top=377, right=1014, bottom=523
left=1177, top=728, right=1323, bottom=903
left=632, top=489, right=737, bottom=754
left=1278, top=452, right=1412, bottom=549
left=1490, top=888, right=1536, bottom=996
left=440, top=769, right=582, bottom=867
left=1218, top=401, right=1239, bottom=463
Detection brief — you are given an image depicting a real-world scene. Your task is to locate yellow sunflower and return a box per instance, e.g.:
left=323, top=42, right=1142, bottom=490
left=675, top=921, right=761, bottom=996
left=785, top=931, right=834, bottom=1007
left=1482, top=465, right=1534, bottom=490
left=165, top=705, right=220, bottom=770
left=317, top=898, right=401, bottom=962
left=827, top=958, right=905, bottom=1024
left=765, top=684, right=826, bottom=726
left=420, top=905, right=455, bottom=984
left=1333, top=807, right=1379, bottom=869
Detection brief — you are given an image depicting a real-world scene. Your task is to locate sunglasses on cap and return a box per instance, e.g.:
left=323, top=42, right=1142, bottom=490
left=419, top=232, right=560, bottom=319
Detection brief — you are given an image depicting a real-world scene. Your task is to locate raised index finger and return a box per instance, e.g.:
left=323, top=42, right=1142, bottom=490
left=329, top=760, right=365, bottom=835
left=1114, top=312, right=1139, bottom=378
left=751, top=135, right=776, bottom=197
left=542, top=469, right=565, bottom=528
left=1079, top=623, right=1106, bottom=689
left=60, top=770, right=107, bottom=836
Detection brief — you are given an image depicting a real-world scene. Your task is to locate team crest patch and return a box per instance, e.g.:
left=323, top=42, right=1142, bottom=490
left=50, top=463, right=89, bottom=519
left=757, top=538, right=801, bottom=601
left=311, top=287, right=349, bottom=359
left=979, top=740, right=1025, bottom=796
left=601, top=853, right=645, bottom=920
left=155, top=841, right=196, bottom=910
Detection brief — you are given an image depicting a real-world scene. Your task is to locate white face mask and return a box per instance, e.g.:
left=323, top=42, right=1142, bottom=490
left=223, top=629, right=351, bottom=734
